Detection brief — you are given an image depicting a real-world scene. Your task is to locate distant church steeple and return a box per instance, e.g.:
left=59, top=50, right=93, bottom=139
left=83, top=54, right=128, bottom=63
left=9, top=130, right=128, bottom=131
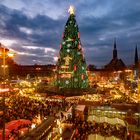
left=135, top=44, right=138, bottom=68
left=104, top=38, right=126, bottom=71
left=113, top=38, right=118, bottom=60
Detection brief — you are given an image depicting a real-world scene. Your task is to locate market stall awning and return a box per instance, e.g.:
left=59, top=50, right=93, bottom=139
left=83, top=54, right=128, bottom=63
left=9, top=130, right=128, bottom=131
left=0, top=129, right=11, bottom=140
left=88, top=115, right=126, bottom=126
left=76, top=105, right=85, bottom=112
left=5, top=119, right=31, bottom=131
left=67, top=105, right=85, bottom=113
left=88, top=134, right=121, bottom=140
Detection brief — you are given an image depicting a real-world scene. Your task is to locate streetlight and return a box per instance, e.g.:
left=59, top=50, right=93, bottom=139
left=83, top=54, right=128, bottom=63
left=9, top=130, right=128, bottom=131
left=0, top=43, right=15, bottom=140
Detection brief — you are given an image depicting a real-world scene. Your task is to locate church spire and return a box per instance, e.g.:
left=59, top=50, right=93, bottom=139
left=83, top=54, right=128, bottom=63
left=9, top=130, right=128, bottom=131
left=113, top=38, right=118, bottom=60
left=135, top=44, right=138, bottom=67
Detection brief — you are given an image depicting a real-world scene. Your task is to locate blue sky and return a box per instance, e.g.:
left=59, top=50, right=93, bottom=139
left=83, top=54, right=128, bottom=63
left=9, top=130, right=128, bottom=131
left=0, top=0, right=140, bottom=67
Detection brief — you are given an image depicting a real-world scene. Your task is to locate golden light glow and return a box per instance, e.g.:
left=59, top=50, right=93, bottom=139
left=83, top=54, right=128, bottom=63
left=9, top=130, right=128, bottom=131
left=0, top=88, right=9, bottom=92
left=1, top=65, right=8, bottom=68
left=7, top=52, right=15, bottom=57
left=63, top=55, right=72, bottom=65
left=31, top=124, right=36, bottom=129
left=68, top=5, right=75, bottom=15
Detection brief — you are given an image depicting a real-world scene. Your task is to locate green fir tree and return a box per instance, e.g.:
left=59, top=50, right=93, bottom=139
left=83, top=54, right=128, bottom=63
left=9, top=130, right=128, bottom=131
left=56, top=6, right=88, bottom=89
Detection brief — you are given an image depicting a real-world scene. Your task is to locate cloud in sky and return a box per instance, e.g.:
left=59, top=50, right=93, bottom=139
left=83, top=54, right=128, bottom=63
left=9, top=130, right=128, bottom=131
left=0, top=0, right=140, bottom=67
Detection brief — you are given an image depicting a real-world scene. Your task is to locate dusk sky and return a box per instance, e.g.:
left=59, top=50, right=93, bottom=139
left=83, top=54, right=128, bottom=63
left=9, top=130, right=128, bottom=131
left=0, top=0, right=140, bottom=67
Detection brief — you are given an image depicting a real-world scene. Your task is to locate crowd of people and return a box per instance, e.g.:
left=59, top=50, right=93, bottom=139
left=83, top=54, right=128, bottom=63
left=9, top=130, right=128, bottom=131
left=0, top=94, right=71, bottom=129
left=0, top=92, right=136, bottom=140
left=71, top=117, right=127, bottom=140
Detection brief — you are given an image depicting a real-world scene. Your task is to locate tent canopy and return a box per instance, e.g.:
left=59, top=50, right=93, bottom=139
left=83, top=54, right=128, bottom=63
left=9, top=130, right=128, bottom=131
left=88, top=115, right=126, bottom=126
left=67, top=105, right=85, bottom=113
left=0, top=129, right=11, bottom=140
left=88, top=134, right=121, bottom=140
left=5, top=119, right=31, bottom=131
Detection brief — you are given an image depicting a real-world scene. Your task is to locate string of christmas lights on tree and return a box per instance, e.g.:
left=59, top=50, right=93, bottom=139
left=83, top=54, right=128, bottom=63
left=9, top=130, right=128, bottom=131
left=56, top=5, right=89, bottom=89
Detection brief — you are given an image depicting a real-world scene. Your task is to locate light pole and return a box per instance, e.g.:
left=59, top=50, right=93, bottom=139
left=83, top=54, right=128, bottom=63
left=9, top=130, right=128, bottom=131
left=0, top=44, right=15, bottom=140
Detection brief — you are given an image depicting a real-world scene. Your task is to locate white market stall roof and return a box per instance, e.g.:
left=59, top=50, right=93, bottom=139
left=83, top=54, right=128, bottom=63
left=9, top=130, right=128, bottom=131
left=88, top=115, right=126, bottom=126
left=67, top=105, right=86, bottom=114
left=67, top=107, right=72, bottom=114
left=76, top=105, right=85, bottom=112
left=88, top=134, right=121, bottom=140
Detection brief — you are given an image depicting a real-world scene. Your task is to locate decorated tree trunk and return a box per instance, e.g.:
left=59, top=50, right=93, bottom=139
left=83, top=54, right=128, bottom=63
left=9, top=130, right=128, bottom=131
left=56, top=6, right=88, bottom=89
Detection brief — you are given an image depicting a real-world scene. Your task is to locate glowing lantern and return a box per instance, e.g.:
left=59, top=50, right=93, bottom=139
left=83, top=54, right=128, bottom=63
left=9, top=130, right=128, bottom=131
left=74, top=64, right=77, bottom=71
left=78, top=32, right=80, bottom=38
left=62, top=32, right=64, bottom=38
left=81, top=74, right=84, bottom=80
left=78, top=43, right=81, bottom=49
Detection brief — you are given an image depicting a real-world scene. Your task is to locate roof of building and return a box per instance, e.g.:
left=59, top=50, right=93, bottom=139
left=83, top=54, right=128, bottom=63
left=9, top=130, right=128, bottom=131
left=104, top=58, right=126, bottom=71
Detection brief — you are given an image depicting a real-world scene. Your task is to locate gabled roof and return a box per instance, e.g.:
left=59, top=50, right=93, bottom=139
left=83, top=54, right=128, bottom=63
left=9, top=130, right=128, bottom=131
left=104, top=58, right=126, bottom=71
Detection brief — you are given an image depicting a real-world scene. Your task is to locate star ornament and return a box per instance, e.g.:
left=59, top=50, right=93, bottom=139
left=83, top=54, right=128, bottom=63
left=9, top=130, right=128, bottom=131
left=68, top=5, right=75, bottom=15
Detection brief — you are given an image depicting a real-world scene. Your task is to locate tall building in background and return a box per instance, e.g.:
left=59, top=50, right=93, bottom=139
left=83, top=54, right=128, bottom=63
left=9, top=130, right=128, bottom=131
left=56, top=6, right=88, bottom=89
left=113, top=38, right=118, bottom=60
left=134, top=44, right=139, bottom=79
left=104, top=39, right=126, bottom=71
left=0, top=43, right=15, bottom=79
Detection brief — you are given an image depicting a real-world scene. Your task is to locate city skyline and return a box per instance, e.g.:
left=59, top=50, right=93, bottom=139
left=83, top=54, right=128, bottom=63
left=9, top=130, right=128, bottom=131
left=0, top=0, right=140, bottom=67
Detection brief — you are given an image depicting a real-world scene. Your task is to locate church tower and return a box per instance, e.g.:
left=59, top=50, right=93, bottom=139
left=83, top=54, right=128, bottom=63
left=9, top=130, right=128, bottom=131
left=113, top=38, right=118, bottom=60
left=104, top=38, right=126, bottom=71
left=134, top=44, right=139, bottom=79
left=134, top=44, right=138, bottom=68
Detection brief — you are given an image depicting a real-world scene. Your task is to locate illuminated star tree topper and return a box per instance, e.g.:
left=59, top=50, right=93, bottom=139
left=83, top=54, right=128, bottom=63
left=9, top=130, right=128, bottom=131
left=68, top=5, right=75, bottom=15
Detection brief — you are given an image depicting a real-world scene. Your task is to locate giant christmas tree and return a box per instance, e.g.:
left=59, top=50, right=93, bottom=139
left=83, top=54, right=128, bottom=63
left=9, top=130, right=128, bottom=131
left=56, top=6, right=88, bottom=89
